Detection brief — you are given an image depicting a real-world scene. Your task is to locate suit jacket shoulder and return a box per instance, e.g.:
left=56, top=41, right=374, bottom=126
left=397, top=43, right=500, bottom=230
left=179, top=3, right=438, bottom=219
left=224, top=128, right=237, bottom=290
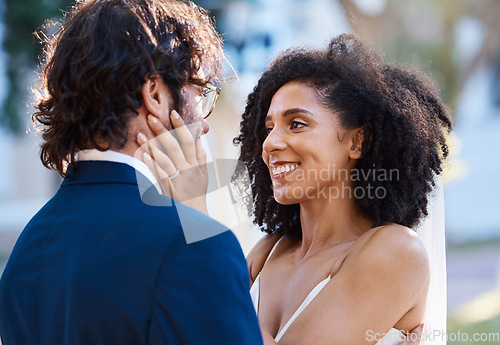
left=0, top=161, right=262, bottom=345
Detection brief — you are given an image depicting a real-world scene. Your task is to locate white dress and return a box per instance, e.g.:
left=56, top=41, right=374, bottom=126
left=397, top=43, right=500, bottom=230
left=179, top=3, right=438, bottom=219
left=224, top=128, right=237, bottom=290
left=249, top=238, right=406, bottom=344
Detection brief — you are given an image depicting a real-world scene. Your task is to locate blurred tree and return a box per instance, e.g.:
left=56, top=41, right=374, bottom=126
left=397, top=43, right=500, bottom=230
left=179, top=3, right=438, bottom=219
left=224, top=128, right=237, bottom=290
left=1, top=0, right=72, bottom=134
left=338, top=0, right=500, bottom=113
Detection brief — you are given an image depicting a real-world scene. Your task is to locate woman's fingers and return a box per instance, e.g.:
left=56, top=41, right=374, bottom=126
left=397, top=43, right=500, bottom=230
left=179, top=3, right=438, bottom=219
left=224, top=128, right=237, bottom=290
left=143, top=152, right=173, bottom=196
left=169, top=110, right=197, bottom=165
left=147, top=115, right=190, bottom=171
left=137, top=131, right=178, bottom=181
left=397, top=323, right=424, bottom=345
left=138, top=113, right=209, bottom=214
left=149, top=144, right=178, bottom=177
left=137, top=131, right=176, bottom=175
left=144, top=111, right=201, bottom=169
left=195, top=138, right=208, bottom=177
left=136, top=132, right=148, bottom=153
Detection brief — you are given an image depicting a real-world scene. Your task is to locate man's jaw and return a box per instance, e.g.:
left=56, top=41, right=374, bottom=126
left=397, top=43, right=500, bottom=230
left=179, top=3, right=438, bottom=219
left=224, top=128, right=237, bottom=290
left=184, top=119, right=209, bottom=139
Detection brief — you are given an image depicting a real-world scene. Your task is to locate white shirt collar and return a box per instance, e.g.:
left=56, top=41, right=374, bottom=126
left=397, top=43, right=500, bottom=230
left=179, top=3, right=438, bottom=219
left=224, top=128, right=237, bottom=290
left=77, top=149, right=160, bottom=192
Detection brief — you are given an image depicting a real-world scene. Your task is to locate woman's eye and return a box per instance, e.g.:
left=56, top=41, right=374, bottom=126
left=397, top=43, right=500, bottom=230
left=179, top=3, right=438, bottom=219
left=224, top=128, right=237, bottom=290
left=290, top=121, right=308, bottom=129
left=266, top=127, right=273, bottom=134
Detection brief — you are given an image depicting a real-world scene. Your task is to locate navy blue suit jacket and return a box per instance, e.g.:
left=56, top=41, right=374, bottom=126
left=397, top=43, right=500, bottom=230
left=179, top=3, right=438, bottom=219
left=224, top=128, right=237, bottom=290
left=0, top=161, right=262, bottom=345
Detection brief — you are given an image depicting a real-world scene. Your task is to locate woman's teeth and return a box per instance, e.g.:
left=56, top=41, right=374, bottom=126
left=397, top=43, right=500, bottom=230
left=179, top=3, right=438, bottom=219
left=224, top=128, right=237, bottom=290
left=272, top=163, right=299, bottom=176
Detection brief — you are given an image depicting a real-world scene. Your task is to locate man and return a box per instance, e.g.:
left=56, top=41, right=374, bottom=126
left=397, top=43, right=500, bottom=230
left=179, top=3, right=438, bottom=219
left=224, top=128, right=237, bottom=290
left=0, top=0, right=262, bottom=344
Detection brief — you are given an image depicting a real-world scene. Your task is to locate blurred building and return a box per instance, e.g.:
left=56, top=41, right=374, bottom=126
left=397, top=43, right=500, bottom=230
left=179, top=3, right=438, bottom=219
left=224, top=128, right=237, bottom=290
left=445, top=52, right=500, bottom=242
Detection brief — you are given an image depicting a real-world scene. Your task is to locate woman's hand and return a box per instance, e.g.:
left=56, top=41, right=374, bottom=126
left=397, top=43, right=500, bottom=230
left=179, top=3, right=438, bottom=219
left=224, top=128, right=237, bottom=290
left=397, top=324, right=424, bottom=345
left=136, top=110, right=208, bottom=215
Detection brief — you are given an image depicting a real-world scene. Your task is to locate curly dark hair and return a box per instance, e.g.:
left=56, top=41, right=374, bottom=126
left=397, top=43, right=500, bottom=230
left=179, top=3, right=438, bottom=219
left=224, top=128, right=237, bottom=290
left=33, top=0, right=223, bottom=177
left=233, top=34, right=453, bottom=238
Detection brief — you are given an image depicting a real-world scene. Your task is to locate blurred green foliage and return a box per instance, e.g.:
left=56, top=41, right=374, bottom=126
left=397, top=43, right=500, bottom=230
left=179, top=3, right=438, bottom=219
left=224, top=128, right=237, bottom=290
left=448, top=314, right=500, bottom=345
left=340, top=0, right=500, bottom=117
left=1, top=0, right=72, bottom=133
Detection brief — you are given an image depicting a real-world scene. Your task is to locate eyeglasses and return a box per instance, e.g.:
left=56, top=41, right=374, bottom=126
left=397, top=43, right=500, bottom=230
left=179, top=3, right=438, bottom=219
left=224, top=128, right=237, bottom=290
left=201, top=84, right=221, bottom=119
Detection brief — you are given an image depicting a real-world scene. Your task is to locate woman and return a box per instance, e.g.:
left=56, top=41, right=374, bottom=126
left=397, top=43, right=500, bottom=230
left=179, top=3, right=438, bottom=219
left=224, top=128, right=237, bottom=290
left=139, top=34, right=451, bottom=344
left=232, top=34, right=451, bottom=344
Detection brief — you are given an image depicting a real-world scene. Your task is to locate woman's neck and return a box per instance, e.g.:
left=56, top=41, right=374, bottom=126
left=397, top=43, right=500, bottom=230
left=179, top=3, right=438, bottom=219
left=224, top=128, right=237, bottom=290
left=297, top=192, right=373, bottom=259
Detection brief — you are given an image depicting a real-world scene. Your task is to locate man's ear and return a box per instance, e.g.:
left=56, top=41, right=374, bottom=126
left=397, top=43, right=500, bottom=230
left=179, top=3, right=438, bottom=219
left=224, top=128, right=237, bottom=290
left=348, top=127, right=365, bottom=160
left=141, top=75, right=172, bottom=120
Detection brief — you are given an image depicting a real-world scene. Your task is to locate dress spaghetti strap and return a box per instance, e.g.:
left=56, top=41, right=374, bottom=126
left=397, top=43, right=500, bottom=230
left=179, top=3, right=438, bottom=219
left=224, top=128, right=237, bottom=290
left=250, top=236, right=285, bottom=314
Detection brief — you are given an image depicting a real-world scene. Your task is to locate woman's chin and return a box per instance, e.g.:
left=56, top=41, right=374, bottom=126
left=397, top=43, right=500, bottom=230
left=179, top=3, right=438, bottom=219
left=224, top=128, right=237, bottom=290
left=273, top=193, right=302, bottom=205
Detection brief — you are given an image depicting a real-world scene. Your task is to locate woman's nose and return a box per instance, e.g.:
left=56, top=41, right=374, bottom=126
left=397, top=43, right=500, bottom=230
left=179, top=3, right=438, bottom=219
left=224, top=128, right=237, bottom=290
left=262, top=127, right=287, bottom=154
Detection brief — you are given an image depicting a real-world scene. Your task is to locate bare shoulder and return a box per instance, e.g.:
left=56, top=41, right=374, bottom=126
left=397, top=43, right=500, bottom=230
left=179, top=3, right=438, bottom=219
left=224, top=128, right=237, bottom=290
left=246, top=233, right=283, bottom=284
left=338, top=224, right=430, bottom=321
left=345, top=224, right=430, bottom=290
left=355, top=224, right=428, bottom=265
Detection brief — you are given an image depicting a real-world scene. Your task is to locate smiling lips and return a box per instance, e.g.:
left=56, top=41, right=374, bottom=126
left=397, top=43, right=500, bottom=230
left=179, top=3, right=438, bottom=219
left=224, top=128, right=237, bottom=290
left=271, top=162, right=300, bottom=179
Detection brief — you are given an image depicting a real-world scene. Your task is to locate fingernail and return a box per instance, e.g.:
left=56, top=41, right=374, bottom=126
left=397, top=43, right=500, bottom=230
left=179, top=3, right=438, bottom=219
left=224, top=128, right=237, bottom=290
left=137, top=132, right=147, bottom=144
left=148, top=115, right=159, bottom=125
left=171, top=110, right=180, bottom=120
left=143, top=152, right=151, bottom=162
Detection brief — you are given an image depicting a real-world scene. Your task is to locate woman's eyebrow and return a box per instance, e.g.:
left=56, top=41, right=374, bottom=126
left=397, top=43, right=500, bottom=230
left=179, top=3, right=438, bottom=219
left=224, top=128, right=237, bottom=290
left=265, top=108, right=315, bottom=122
left=282, top=108, right=315, bottom=117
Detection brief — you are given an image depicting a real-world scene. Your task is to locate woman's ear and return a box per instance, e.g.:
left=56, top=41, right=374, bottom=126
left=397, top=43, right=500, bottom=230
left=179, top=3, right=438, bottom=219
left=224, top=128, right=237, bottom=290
left=348, top=127, right=365, bottom=160
left=141, top=75, right=172, bottom=121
